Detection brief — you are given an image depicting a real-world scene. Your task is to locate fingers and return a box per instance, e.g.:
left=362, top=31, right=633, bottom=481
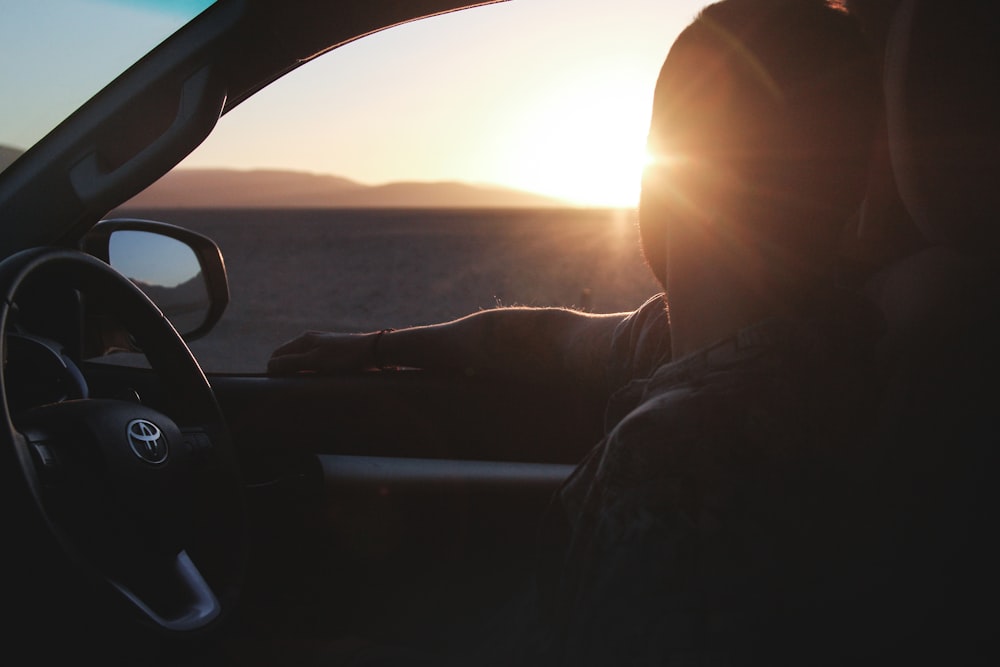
left=267, top=349, right=318, bottom=375
left=270, top=330, right=326, bottom=358
left=268, top=331, right=332, bottom=374
left=267, top=330, right=374, bottom=374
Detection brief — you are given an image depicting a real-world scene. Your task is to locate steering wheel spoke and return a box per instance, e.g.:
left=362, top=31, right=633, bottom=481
left=109, top=549, right=222, bottom=633
left=181, top=426, right=220, bottom=471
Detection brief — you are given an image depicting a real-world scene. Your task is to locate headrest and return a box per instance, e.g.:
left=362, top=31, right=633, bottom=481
left=883, top=0, right=1000, bottom=254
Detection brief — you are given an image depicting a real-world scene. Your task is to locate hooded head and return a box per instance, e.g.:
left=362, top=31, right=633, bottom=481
left=639, top=0, right=879, bottom=300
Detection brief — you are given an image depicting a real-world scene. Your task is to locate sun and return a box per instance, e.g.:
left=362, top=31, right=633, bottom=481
left=505, top=75, right=654, bottom=208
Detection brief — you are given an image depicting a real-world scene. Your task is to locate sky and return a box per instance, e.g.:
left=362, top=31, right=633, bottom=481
left=0, top=0, right=215, bottom=152
left=2, top=0, right=707, bottom=207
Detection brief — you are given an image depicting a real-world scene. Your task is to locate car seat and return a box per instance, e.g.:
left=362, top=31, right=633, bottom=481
left=852, top=0, right=1000, bottom=663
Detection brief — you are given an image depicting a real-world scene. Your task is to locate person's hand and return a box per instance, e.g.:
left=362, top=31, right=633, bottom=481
left=267, top=330, right=387, bottom=374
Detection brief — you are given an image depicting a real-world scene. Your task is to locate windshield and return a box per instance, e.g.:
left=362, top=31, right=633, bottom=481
left=0, top=0, right=216, bottom=173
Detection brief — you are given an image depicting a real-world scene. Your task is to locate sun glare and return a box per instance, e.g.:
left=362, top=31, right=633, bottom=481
left=173, top=0, right=702, bottom=209
left=505, top=74, right=654, bottom=209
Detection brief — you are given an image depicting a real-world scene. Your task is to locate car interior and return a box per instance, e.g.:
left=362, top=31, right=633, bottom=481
left=0, top=0, right=997, bottom=664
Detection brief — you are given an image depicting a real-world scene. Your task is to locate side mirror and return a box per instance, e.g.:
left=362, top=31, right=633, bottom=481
left=83, top=219, right=229, bottom=340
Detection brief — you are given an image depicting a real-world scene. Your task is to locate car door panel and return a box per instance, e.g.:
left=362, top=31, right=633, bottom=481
left=82, top=361, right=603, bottom=643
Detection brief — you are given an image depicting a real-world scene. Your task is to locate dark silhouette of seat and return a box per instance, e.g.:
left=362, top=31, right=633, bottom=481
left=852, top=1, right=1000, bottom=662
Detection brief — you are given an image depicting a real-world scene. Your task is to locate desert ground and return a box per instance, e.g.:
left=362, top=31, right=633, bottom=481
left=114, top=207, right=662, bottom=373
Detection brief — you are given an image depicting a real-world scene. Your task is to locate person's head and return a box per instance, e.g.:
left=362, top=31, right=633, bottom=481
left=639, top=0, right=879, bottom=303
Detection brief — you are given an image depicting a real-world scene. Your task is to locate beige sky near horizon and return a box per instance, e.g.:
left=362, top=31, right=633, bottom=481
left=1, top=0, right=706, bottom=208
left=175, top=0, right=706, bottom=208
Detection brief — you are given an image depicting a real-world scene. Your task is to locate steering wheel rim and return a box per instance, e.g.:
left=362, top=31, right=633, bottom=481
left=0, top=247, right=246, bottom=640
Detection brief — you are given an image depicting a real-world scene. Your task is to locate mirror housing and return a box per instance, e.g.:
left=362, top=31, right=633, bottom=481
left=83, top=219, right=229, bottom=340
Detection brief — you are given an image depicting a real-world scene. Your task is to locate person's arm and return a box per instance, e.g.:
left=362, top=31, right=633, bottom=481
left=267, top=307, right=630, bottom=391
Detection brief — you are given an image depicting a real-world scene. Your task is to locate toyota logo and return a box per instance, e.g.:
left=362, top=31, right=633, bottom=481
left=127, top=418, right=168, bottom=464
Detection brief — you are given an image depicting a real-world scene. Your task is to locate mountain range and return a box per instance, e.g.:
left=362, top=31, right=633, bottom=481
left=0, top=145, right=22, bottom=173
left=125, top=168, right=569, bottom=208
left=0, top=145, right=570, bottom=208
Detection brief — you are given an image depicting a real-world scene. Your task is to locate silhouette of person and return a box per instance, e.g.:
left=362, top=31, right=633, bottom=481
left=270, top=1, right=882, bottom=662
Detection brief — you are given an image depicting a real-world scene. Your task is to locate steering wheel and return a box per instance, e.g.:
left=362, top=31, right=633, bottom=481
left=0, top=248, right=246, bottom=645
